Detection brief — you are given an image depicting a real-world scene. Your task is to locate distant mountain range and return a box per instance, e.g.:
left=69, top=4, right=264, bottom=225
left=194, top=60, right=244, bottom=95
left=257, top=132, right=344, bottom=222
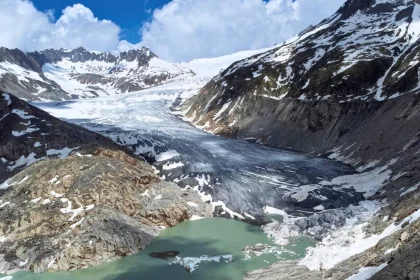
left=0, top=46, right=195, bottom=101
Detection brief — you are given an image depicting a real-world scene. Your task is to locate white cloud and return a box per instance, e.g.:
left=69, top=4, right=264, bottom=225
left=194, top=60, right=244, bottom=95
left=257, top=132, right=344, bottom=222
left=137, top=0, right=347, bottom=62
left=0, top=0, right=346, bottom=62
left=0, top=0, right=120, bottom=52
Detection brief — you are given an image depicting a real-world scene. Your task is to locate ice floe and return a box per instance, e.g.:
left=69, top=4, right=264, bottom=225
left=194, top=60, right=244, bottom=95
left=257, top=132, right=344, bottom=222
left=169, top=255, right=233, bottom=273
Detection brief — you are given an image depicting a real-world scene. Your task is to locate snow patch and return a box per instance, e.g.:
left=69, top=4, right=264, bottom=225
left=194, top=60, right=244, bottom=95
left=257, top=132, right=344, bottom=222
left=162, top=161, right=184, bottom=170
left=2, top=93, right=11, bottom=106
left=346, top=263, right=387, bottom=280
left=7, top=152, right=40, bottom=171
left=189, top=215, right=204, bottom=221
left=187, top=201, right=198, bottom=207
left=47, top=147, right=78, bottom=159
left=155, top=150, right=180, bottom=161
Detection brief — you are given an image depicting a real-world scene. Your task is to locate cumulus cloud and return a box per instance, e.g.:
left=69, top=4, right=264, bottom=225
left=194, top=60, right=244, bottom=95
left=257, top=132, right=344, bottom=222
left=0, top=0, right=120, bottom=52
left=137, top=0, right=346, bottom=62
left=0, top=0, right=347, bottom=61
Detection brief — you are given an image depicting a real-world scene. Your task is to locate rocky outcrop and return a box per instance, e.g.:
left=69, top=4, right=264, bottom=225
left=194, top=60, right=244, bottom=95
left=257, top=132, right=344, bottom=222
left=244, top=261, right=323, bottom=280
left=0, top=148, right=211, bottom=274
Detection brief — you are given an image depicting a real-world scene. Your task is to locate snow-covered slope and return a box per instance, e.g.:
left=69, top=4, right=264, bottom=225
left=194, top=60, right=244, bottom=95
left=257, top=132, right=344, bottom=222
left=182, top=47, right=273, bottom=78
left=185, top=0, right=420, bottom=130
left=0, top=47, right=195, bottom=101
left=0, top=44, right=271, bottom=101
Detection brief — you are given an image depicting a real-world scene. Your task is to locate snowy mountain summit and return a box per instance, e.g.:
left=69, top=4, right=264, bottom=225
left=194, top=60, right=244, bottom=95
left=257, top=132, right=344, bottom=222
left=183, top=0, right=420, bottom=132
left=0, top=46, right=194, bottom=101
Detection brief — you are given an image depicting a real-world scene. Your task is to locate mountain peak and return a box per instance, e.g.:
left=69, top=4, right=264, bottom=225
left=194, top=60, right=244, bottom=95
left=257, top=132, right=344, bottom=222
left=118, top=47, right=158, bottom=64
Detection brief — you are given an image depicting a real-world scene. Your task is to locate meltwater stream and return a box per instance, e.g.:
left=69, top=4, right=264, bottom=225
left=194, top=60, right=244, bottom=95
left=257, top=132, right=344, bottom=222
left=35, top=83, right=361, bottom=218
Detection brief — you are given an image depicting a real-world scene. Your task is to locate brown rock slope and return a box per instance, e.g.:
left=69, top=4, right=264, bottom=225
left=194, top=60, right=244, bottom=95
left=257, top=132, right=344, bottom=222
left=0, top=145, right=212, bottom=274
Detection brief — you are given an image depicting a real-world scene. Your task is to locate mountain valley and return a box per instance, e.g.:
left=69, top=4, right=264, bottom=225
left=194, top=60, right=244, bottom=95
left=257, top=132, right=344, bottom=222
left=1, top=0, right=420, bottom=279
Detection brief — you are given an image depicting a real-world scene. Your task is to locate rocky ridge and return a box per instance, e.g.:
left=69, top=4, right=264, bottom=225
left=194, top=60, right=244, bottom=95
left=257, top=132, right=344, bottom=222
left=0, top=92, right=129, bottom=182
left=0, top=47, right=195, bottom=101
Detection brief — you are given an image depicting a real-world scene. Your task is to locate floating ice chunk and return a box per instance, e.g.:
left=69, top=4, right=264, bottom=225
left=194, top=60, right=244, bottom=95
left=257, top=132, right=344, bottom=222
left=169, top=255, right=233, bottom=273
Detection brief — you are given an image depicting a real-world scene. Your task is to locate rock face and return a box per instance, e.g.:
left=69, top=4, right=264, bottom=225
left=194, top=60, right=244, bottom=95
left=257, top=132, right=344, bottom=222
left=0, top=149, right=211, bottom=274
left=0, top=47, right=195, bottom=101
left=183, top=0, right=420, bottom=279
left=244, top=261, right=323, bottom=280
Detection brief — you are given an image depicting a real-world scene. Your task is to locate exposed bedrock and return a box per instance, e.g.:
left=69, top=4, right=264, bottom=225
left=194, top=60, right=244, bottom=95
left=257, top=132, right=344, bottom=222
left=0, top=149, right=212, bottom=274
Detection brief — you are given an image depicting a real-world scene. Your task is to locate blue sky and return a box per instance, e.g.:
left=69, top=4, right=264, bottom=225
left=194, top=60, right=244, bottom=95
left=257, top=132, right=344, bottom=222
left=31, top=0, right=169, bottom=43
left=0, top=0, right=346, bottom=62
